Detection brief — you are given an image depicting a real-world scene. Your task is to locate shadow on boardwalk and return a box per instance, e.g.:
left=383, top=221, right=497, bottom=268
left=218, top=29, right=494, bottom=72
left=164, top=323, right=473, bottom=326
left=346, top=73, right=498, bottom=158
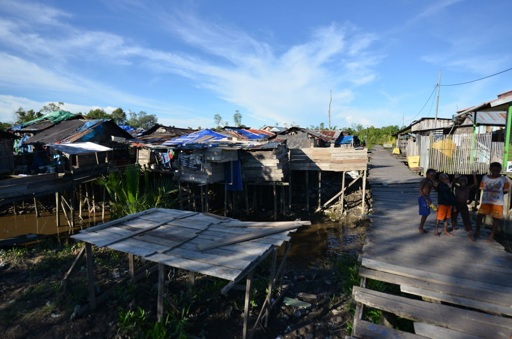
left=350, top=145, right=512, bottom=339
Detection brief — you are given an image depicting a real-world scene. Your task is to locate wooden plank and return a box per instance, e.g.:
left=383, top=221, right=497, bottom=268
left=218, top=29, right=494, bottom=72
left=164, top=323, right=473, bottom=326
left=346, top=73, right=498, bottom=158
left=359, top=268, right=512, bottom=311
left=134, top=234, right=184, bottom=250
left=353, top=287, right=512, bottom=338
left=401, top=285, right=512, bottom=317
left=197, top=224, right=300, bottom=251
left=362, top=258, right=512, bottom=294
left=353, top=319, right=427, bottom=339
left=166, top=247, right=251, bottom=270
left=413, top=322, right=482, bottom=339
left=146, top=252, right=241, bottom=281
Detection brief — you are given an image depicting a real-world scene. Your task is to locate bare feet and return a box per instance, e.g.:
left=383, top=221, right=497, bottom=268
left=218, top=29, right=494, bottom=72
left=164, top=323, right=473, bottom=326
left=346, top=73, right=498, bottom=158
left=486, top=237, right=495, bottom=243
left=418, top=227, right=428, bottom=234
left=442, top=231, right=453, bottom=237
left=452, top=226, right=459, bottom=231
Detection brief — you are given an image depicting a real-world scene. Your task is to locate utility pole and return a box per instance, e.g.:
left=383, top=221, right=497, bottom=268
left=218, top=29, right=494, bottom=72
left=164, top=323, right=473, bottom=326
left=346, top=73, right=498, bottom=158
left=328, top=90, right=332, bottom=130
left=435, top=70, right=442, bottom=130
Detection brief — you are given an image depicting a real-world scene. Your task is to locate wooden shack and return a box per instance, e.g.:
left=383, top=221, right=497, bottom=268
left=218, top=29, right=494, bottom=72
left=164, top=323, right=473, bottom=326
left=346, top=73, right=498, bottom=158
left=0, top=130, right=16, bottom=175
left=173, top=146, right=239, bottom=184
left=239, top=141, right=289, bottom=183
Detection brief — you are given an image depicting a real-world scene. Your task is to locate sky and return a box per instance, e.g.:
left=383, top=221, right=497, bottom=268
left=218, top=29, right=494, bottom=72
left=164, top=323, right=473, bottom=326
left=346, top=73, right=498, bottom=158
left=0, top=0, right=511, bottom=130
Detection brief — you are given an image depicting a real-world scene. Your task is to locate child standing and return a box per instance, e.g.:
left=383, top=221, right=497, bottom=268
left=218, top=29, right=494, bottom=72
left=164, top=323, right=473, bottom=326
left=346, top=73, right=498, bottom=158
left=475, top=162, right=510, bottom=242
left=452, top=171, right=478, bottom=242
left=434, top=173, right=456, bottom=237
left=418, top=168, right=437, bottom=234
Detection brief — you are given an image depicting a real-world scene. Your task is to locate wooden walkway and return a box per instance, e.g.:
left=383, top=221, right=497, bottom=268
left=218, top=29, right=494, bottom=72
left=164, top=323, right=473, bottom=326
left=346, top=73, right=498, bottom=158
left=351, top=146, right=512, bottom=338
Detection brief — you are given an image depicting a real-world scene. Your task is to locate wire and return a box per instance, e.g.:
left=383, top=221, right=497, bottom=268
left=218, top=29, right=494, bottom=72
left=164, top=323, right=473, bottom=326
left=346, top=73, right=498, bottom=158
left=441, top=67, right=512, bottom=87
left=409, top=85, right=438, bottom=121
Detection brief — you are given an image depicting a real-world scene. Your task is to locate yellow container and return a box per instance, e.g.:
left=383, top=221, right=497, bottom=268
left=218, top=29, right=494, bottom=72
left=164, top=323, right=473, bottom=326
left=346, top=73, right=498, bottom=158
left=407, top=155, right=420, bottom=169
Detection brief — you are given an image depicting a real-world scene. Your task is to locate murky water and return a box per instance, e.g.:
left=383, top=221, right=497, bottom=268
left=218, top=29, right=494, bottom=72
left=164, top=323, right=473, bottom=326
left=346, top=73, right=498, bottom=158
left=286, top=221, right=364, bottom=269
left=0, top=211, right=109, bottom=240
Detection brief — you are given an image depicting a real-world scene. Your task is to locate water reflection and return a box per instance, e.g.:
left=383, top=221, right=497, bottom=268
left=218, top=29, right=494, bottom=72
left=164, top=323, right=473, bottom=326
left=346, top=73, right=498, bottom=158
left=0, top=211, right=110, bottom=240
left=286, top=221, right=363, bottom=269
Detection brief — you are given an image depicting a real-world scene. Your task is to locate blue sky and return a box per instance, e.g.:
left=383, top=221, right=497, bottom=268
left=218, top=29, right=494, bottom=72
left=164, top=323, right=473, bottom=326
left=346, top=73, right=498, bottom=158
left=0, top=0, right=511, bottom=129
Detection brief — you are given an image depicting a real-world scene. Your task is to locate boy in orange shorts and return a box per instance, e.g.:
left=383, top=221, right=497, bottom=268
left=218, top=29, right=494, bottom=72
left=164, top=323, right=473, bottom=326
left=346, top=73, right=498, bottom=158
left=434, top=173, right=456, bottom=237
left=476, top=162, right=510, bottom=241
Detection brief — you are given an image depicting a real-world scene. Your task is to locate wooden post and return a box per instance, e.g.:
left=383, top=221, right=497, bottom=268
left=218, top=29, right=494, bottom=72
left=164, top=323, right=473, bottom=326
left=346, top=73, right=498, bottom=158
left=305, top=171, right=309, bottom=211
left=264, top=249, right=278, bottom=326
left=341, top=171, right=346, bottom=215
left=102, top=186, right=105, bottom=222
left=128, top=254, right=135, bottom=280
left=79, top=184, right=83, bottom=220
left=179, top=181, right=183, bottom=210
left=318, top=171, right=322, bottom=210
left=273, top=182, right=277, bottom=221
left=205, top=184, right=209, bottom=213
left=70, top=189, right=75, bottom=231
left=224, top=184, right=228, bottom=216
left=33, top=196, right=39, bottom=217
left=361, top=169, right=367, bottom=215
left=85, top=243, right=96, bottom=310
left=289, top=171, right=292, bottom=211
left=157, top=263, right=165, bottom=322
left=243, top=270, right=254, bottom=339
left=55, top=192, right=60, bottom=228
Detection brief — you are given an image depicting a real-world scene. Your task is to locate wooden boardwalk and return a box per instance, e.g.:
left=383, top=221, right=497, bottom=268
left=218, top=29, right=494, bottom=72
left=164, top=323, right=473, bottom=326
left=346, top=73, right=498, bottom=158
left=351, top=146, right=512, bottom=338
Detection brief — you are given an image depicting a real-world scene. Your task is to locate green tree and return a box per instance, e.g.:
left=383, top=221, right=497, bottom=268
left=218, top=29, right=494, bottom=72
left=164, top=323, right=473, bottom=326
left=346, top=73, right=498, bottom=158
left=41, top=102, right=64, bottom=113
left=111, top=108, right=127, bottom=125
left=233, top=110, right=242, bottom=127
left=214, top=113, right=222, bottom=127
left=85, top=108, right=110, bottom=120
left=127, top=111, right=158, bottom=130
left=14, top=107, right=43, bottom=124
left=0, top=122, right=12, bottom=130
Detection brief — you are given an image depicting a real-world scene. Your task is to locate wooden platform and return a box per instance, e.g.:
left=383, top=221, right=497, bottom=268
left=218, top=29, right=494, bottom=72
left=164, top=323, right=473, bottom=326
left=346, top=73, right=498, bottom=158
left=352, top=146, right=512, bottom=338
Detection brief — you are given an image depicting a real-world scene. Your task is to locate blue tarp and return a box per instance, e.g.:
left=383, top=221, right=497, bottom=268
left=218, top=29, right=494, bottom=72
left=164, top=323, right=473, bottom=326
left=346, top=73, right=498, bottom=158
left=162, top=129, right=228, bottom=147
left=335, top=134, right=359, bottom=145
left=225, top=160, right=243, bottom=191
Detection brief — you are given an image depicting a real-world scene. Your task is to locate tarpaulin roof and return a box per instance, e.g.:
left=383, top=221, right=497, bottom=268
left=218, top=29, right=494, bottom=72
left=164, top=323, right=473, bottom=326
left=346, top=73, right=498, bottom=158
left=162, top=129, right=230, bottom=147
left=11, top=111, right=81, bottom=131
left=47, top=142, right=112, bottom=154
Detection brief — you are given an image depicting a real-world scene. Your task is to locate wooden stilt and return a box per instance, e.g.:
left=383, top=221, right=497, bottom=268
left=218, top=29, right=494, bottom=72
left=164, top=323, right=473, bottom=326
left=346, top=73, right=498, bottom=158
left=318, top=171, right=322, bottom=210
left=179, top=181, right=183, bottom=210
left=289, top=171, right=292, bottom=211
left=33, top=196, right=39, bottom=217
left=86, top=243, right=96, bottom=310
left=157, top=263, right=165, bottom=322
left=102, top=186, right=105, bottom=222
left=128, top=254, right=135, bottom=280
left=264, top=249, right=278, bottom=326
left=243, top=270, right=254, bottom=339
left=341, top=171, right=346, bottom=215
left=305, top=171, right=309, bottom=211
left=361, top=169, right=367, bottom=215
left=71, top=189, right=76, bottom=231
left=55, top=192, right=60, bottom=228
left=273, top=182, right=277, bottom=221
left=224, top=184, right=228, bottom=216
left=79, top=184, right=83, bottom=220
